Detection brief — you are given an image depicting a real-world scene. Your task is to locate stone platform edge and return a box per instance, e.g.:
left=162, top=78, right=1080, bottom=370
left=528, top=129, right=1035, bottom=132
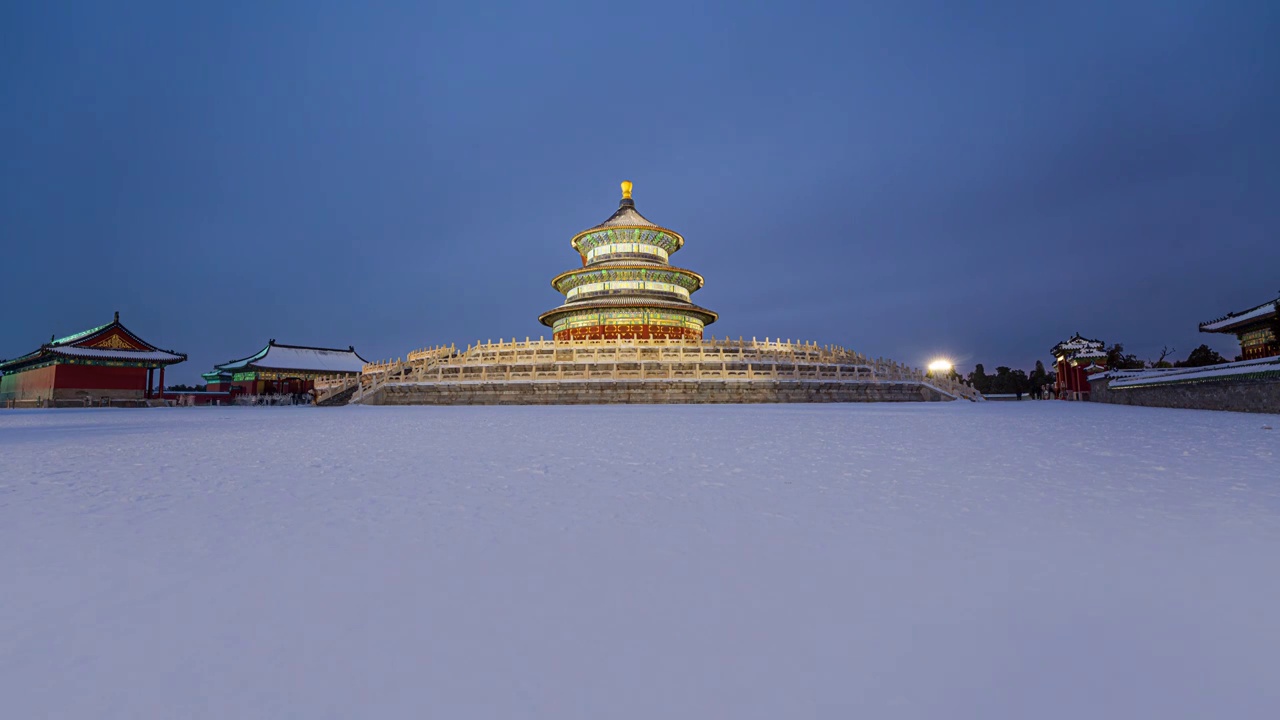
left=356, top=378, right=963, bottom=405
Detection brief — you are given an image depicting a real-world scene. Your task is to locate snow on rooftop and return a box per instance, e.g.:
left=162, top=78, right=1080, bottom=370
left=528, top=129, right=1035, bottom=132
left=48, top=346, right=184, bottom=362
left=220, top=344, right=366, bottom=373
left=1052, top=335, right=1106, bottom=360
left=251, top=345, right=366, bottom=373
left=2, top=404, right=1278, bottom=717
left=1095, top=355, right=1280, bottom=388
left=1200, top=300, right=1279, bottom=331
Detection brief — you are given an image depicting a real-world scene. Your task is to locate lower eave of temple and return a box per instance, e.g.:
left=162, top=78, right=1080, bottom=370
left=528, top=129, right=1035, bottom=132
left=537, top=302, right=727, bottom=327
left=537, top=300, right=719, bottom=328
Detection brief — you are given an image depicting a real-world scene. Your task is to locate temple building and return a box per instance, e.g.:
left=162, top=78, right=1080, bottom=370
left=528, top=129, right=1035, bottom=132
left=204, top=340, right=367, bottom=397
left=1052, top=333, right=1107, bottom=401
left=0, top=312, right=186, bottom=407
left=539, top=181, right=717, bottom=341
left=325, top=181, right=981, bottom=407
left=1199, top=296, right=1279, bottom=361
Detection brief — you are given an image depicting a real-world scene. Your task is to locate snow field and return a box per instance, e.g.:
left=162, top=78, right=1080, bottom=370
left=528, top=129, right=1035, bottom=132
left=1, top=402, right=1278, bottom=718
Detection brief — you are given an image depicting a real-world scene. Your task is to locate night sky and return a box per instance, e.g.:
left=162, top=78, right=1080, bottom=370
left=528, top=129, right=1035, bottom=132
left=3, top=1, right=1278, bottom=383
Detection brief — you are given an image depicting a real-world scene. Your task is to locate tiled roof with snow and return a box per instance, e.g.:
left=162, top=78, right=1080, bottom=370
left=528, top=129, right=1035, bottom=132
left=220, top=343, right=368, bottom=374
left=1090, top=355, right=1280, bottom=388
left=1051, top=333, right=1106, bottom=360
left=50, top=346, right=186, bottom=363
left=1199, top=299, right=1278, bottom=333
left=0, top=316, right=185, bottom=370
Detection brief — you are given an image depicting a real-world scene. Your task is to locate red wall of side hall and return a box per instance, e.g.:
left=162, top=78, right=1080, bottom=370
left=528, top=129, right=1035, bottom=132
left=2, top=364, right=58, bottom=399
left=54, top=363, right=147, bottom=391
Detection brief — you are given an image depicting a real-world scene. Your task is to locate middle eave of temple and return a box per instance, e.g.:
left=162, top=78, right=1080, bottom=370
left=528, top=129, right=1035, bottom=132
left=550, top=264, right=706, bottom=292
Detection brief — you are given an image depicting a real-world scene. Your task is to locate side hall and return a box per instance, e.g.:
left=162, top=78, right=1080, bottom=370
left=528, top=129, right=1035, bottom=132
left=0, top=313, right=186, bottom=408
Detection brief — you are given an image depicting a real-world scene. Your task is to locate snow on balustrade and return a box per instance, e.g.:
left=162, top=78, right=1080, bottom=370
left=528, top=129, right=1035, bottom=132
left=344, top=337, right=980, bottom=403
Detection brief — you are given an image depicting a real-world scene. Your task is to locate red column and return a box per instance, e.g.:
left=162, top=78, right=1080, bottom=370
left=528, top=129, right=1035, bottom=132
left=159, top=366, right=165, bottom=397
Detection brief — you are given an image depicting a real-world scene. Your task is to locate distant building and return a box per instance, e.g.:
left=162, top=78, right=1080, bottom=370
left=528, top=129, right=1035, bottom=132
left=203, top=340, right=368, bottom=398
left=1052, top=334, right=1107, bottom=401
left=0, top=312, right=186, bottom=407
left=1199, top=297, right=1279, bottom=361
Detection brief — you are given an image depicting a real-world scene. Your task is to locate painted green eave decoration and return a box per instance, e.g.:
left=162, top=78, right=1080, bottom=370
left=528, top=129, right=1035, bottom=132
left=50, top=323, right=112, bottom=346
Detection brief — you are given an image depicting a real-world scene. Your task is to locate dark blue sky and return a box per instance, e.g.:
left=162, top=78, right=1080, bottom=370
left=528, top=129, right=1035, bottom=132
left=3, top=1, right=1278, bottom=383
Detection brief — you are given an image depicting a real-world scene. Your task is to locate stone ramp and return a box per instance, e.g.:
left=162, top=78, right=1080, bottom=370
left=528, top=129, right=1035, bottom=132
left=317, top=384, right=359, bottom=407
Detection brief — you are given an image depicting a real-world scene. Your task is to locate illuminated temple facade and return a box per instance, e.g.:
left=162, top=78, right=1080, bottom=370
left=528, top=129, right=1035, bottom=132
left=539, top=181, right=717, bottom=341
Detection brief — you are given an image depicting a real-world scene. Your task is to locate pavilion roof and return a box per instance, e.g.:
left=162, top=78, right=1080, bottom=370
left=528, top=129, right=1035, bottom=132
left=570, top=183, right=687, bottom=256
left=583, top=200, right=659, bottom=232
left=1051, top=333, right=1106, bottom=360
left=1199, top=298, right=1279, bottom=333
left=0, top=313, right=186, bottom=371
left=216, top=341, right=368, bottom=374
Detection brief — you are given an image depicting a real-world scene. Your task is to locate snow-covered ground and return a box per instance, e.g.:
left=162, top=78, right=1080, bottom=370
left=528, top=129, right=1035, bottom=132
left=2, top=403, right=1278, bottom=719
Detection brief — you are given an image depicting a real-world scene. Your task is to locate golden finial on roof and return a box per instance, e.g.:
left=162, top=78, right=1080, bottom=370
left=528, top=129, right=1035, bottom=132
left=621, top=180, right=633, bottom=200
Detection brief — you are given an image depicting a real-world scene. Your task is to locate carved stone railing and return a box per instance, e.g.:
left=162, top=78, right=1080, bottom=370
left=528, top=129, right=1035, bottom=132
left=313, top=374, right=362, bottom=404
left=347, top=337, right=981, bottom=403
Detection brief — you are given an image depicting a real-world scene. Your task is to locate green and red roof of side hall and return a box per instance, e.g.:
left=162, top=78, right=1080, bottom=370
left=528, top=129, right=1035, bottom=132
left=0, top=312, right=186, bottom=373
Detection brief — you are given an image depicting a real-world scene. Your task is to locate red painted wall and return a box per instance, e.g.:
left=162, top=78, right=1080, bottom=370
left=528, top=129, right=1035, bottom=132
left=54, top=364, right=147, bottom=391
left=0, top=364, right=57, bottom=401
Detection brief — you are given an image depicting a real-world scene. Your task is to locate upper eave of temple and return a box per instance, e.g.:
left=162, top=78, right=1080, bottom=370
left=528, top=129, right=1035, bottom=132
left=0, top=313, right=187, bottom=371
left=1199, top=298, right=1279, bottom=333
left=570, top=184, right=685, bottom=252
